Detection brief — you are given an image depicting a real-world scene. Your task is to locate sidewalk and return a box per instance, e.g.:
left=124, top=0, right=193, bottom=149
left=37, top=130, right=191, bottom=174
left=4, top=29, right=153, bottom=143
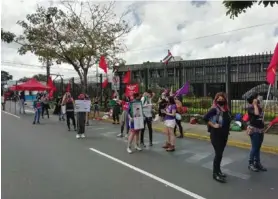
left=95, top=112, right=278, bottom=154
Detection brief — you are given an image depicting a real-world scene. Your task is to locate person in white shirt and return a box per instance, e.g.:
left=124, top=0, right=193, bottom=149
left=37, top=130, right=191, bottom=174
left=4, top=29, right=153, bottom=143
left=140, top=90, right=154, bottom=147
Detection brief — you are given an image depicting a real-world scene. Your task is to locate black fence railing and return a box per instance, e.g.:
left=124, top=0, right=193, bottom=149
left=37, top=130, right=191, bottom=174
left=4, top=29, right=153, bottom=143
left=53, top=52, right=278, bottom=120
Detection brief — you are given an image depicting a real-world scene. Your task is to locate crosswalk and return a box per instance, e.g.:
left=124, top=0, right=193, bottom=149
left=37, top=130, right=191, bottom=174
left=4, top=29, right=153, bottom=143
left=89, top=123, right=254, bottom=180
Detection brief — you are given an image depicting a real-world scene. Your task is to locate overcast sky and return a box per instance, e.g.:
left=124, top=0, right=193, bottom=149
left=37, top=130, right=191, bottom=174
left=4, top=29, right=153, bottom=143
left=1, top=0, right=278, bottom=80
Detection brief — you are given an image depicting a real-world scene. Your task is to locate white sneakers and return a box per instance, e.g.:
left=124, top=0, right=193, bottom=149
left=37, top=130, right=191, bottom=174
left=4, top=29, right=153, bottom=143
left=127, top=145, right=142, bottom=154
left=76, top=134, right=86, bottom=139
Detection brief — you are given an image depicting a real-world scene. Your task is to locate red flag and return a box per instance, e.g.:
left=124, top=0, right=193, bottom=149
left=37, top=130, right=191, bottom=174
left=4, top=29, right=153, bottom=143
left=99, top=56, right=108, bottom=74
left=102, top=78, right=108, bottom=88
left=47, top=76, right=56, bottom=98
left=66, top=82, right=71, bottom=92
left=123, top=69, right=131, bottom=84
left=267, top=43, right=278, bottom=85
left=162, top=50, right=173, bottom=65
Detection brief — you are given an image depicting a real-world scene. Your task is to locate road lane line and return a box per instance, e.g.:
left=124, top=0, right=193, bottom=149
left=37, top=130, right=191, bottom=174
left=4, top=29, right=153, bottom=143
left=1, top=111, right=20, bottom=119
left=89, top=147, right=207, bottom=199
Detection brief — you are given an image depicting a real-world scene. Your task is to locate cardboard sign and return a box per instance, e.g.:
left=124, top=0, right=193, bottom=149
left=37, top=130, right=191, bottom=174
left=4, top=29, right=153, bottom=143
left=132, top=101, right=144, bottom=130
left=75, top=100, right=91, bottom=112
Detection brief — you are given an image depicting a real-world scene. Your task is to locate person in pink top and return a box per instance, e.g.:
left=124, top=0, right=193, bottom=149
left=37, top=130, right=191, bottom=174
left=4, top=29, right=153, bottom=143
left=117, top=96, right=130, bottom=138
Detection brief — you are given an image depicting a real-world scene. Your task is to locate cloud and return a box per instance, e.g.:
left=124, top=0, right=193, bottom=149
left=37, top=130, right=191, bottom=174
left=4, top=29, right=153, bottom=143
left=1, top=0, right=278, bottom=81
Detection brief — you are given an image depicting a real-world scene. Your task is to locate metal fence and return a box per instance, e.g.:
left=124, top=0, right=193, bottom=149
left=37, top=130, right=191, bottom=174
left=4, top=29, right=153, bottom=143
left=52, top=52, right=277, bottom=120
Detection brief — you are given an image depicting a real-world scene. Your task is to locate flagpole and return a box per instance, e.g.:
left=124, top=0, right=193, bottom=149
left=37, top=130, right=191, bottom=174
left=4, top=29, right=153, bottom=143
left=263, top=84, right=272, bottom=120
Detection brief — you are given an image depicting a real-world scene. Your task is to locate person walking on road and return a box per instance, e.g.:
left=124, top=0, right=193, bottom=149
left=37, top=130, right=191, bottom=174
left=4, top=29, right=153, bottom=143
left=203, top=92, right=231, bottom=183
left=41, top=93, right=50, bottom=119
left=161, top=96, right=177, bottom=152
left=93, top=96, right=100, bottom=120
left=246, top=92, right=267, bottom=172
left=33, top=96, right=42, bottom=124
left=111, top=96, right=121, bottom=124
left=76, top=93, right=87, bottom=139
left=117, top=96, right=130, bottom=138
left=62, top=92, right=76, bottom=131
left=140, top=90, right=154, bottom=147
left=19, top=91, right=26, bottom=114
left=126, top=93, right=143, bottom=154
left=174, top=96, right=183, bottom=138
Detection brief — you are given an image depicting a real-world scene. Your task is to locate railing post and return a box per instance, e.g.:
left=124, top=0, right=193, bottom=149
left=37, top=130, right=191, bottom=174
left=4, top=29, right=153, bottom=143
left=225, top=56, right=232, bottom=110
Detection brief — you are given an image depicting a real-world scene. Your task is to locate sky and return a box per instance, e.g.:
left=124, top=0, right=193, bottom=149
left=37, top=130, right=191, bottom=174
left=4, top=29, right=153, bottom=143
left=1, top=0, right=278, bottom=81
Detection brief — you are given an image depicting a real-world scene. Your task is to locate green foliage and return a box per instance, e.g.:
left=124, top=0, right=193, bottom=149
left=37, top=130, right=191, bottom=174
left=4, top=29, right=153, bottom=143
left=182, top=97, right=212, bottom=109
left=1, top=29, right=16, bottom=43
left=19, top=74, right=47, bottom=82
left=223, top=0, right=278, bottom=19
left=1, top=70, right=13, bottom=82
left=16, top=2, right=131, bottom=92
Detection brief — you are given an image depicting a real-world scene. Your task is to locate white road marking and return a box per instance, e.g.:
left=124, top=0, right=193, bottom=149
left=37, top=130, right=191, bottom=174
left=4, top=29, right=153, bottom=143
left=25, top=110, right=35, bottom=113
left=89, top=147, right=207, bottom=199
left=1, top=111, right=20, bottom=119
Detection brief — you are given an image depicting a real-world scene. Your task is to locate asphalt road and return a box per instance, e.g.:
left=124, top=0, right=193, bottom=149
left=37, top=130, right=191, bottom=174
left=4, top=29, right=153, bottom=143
left=2, top=109, right=278, bottom=199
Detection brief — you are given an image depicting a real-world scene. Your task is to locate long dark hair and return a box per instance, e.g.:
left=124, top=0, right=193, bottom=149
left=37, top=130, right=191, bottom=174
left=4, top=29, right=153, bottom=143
left=168, top=96, right=175, bottom=105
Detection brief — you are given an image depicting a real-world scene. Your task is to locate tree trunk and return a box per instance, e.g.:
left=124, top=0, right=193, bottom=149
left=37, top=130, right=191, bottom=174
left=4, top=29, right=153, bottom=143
left=82, top=69, right=88, bottom=94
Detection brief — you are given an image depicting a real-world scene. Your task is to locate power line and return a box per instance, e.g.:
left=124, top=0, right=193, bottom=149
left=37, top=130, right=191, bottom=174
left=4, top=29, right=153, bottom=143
left=2, top=20, right=277, bottom=55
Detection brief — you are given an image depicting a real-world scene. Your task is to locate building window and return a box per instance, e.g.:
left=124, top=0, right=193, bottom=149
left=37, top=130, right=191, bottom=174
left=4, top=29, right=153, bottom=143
left=195, top=67, right=203, bottom=76
left=216, top=66, right=225, bottom=73
left=167, top=69, right=174, bottom=77
left=231, top=65, right=238, bottom=73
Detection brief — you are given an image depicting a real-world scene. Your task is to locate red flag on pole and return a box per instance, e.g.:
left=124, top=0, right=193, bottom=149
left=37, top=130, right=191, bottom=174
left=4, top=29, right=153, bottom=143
left=267, top=43, right=278, bottom=85
left=123, top=69, right=131, bottom=84
left=47, top=76, right=56, bottom=98
left=102, top=78, right=108, bottom=88
left=66, top=82, right=71, bottom=92
left=99, top=56, right=108, bottom=74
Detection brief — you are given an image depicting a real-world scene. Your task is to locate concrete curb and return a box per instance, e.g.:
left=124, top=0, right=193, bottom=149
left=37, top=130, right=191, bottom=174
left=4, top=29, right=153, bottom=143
left=99, top=118, right=278, bottom=155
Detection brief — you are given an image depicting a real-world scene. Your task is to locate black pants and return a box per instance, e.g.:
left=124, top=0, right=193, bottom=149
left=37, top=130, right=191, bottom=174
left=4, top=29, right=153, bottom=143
left=141, top=117, right=153, bottom=144
left=113, top=113, right=119, bottom=123
left=77, top=112, right=86, bottom=134
left=66, top=111, right=76, bottom=129
left=42, top=104, right=49, bottom=118
left=174, top=119, right=183, bottom=137
left=210, top=130, right=228, bottom=174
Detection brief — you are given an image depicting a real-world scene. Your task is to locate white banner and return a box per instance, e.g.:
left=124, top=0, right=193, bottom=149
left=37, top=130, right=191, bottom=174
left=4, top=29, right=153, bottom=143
left=75, top=100, right=91, bottom=112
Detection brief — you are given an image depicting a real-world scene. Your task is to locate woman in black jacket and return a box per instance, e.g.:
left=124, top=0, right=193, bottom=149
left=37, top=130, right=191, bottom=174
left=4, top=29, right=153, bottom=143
left=203, top=92, right=231, bottom=183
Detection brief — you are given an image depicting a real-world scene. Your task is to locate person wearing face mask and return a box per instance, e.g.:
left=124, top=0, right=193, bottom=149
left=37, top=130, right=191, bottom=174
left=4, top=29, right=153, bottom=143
left=62, top=92, right=76, bottom=131
left=203, top=92, right=231, bottom=183
left=140, top=90, right=154, bottom=147
left=76, top=93, right=86, bottom=139
left=246, top=92, right=267, bottom=172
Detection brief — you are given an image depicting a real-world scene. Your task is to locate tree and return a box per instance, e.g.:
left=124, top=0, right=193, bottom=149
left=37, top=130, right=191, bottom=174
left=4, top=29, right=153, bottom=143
left=16, top=2, right=131, bottom=92
left=19, top=74, right=47, bottom=82
left=1, top=70, right=13, bottom=82
left=223, top=1, right=278, bottom=19
left=1, top=29, right=16, bottom=43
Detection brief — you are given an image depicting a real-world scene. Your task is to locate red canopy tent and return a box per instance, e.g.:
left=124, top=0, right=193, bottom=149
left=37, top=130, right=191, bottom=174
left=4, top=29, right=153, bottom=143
left=10, top=78, right=50, bottom=91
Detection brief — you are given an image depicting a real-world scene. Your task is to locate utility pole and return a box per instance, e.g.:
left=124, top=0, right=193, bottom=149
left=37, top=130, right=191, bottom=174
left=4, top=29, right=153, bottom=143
left=46, top=59, right=51, bottom=85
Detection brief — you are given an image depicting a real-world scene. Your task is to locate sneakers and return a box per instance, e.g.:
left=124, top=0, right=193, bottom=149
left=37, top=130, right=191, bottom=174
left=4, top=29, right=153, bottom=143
left=76, top=134, right=85, bottom=139
left=248, top=164, right=259, bottom=172
left=255, top=162, right=267, bottom=172
left=213, top=173, right=226, bottom=183
left=127, top=147, right=132, bottom=154
left=117, top=133, right=123, bottom=138
left=135, top=145, right=142, bottom=151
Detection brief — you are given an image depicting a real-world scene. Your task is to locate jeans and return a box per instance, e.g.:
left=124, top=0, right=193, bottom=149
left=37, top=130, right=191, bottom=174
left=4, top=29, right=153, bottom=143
left=210, top=130, right=228, bottom=174
left=34, top=108, right=41, bottom=123
left=19, top=99, right=25, bottom=114
left=140, top=117, right=153, bottom=144
left=249, top=133, right=264, bottom=164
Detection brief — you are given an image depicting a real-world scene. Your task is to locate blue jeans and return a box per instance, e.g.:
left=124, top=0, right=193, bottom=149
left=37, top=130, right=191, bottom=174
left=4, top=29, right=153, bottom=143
left=34, top=108, right=41, bottom=123
left=249, top=133, right=264, bottom=164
